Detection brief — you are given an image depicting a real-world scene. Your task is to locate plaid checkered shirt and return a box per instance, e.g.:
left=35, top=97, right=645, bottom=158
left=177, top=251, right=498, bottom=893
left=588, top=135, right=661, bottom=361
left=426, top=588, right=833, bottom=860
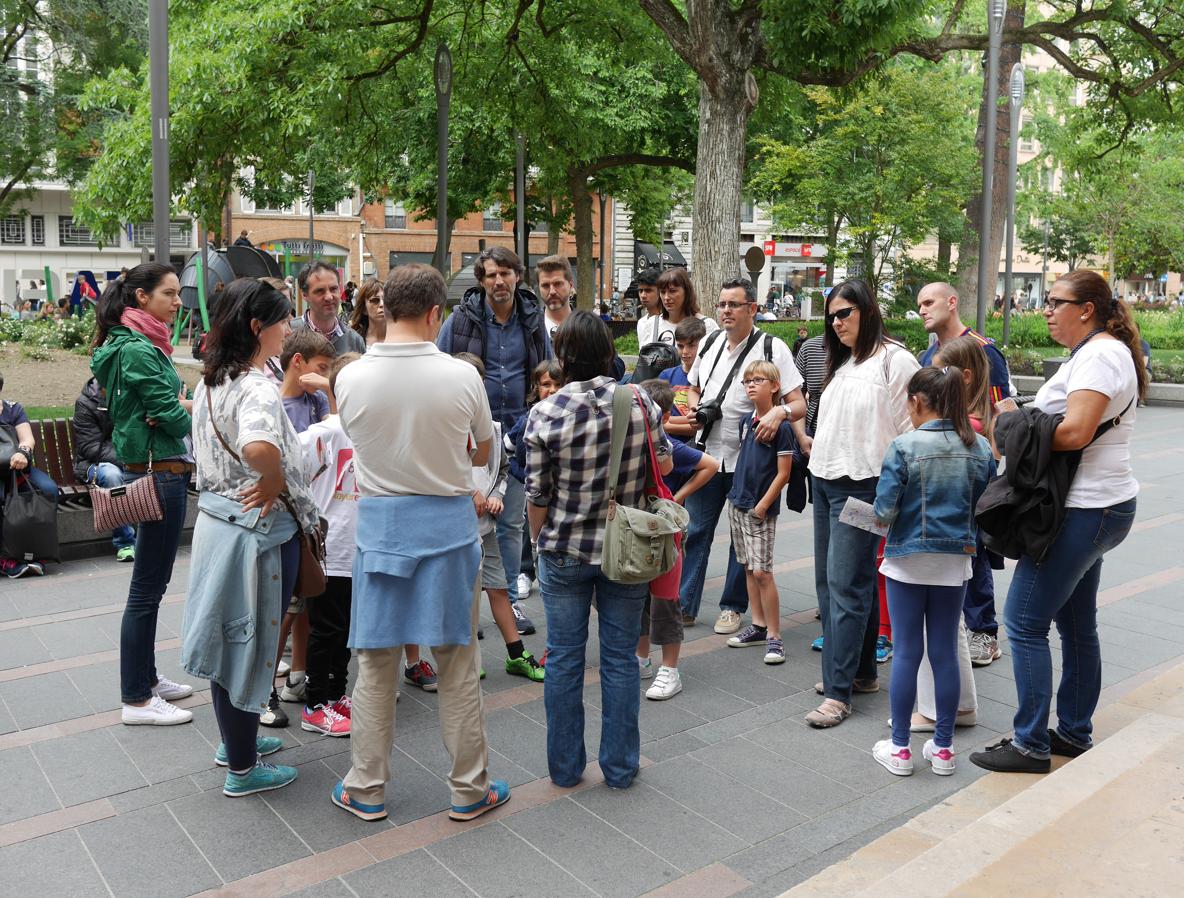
left=525, top=377, right=670, bottom=564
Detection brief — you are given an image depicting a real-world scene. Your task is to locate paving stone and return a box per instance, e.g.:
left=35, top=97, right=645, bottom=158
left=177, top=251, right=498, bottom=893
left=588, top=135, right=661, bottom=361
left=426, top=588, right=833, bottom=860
left=0, top=696, right=16, bottom=735
left=32, top=727, right=148, bottom=807
left=112, top=720, right=223, bottom=783
left=0, top=829, right=110, bottom=898
left=0, top=627, right=51, bottom=670
left=685, top=695, right=816, bottom=746
left=167, top=784, right=310, bottom=882
left=321, top=745, right=454, bottom=825
left=640, top=730, right=709, bottom=763
left=0, top=744, right=60, bottom=825
left=720, top=827, right=816, bottom=883
left=31, top=617, right=118, bottom=661
left=481, top=706, right=552, bottom=778
left=287, top=877, right=357, bottom=898
left=636, top=698, right=711, bottom=740
left=0, top=670, right=94, bottom=729
left=63, top=659, right=122, bottom=713
left=506, top=797, right=678, bottom=898
left=79, top=802, right=221, bottom=898
left=107, top=774, right=200, bottom=814
left=643, top=755, right=807, bottom=844
left=261, top=757, right=395, bottom=851
left=430, top=821, right=598, bottom=898
left=573, top=782, right=748, bottom=873
left=0, top=593, right=20, bottom=623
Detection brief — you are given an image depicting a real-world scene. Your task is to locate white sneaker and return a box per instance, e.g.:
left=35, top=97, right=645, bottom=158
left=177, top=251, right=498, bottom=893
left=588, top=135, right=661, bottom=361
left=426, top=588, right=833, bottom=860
left=714, top=610, right=743, bottom=635
left=152, top=675, right=194, bottom=702
left=516, top=573, right=532, bottom=600
left=646, top=666, right=682, bottom=701
left=638, top=656, right=655, bottom=679
left=279, top=674, right=307, bottom=703
left=122, top=695, right=193, bottom=726
left=872, top=739, right=913, bottom=776
left=276, top=660, right=291, bottom=678
left=923, top=739, right=956, bottom=775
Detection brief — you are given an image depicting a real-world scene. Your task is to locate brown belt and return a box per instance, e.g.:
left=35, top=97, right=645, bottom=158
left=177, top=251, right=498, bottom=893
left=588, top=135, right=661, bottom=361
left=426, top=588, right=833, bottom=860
left=125, top=461, right=195, bottom=474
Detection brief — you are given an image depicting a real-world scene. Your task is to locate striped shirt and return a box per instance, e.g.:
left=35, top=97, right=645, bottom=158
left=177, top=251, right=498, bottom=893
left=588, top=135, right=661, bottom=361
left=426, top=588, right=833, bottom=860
left=794, top=335, right=828, bottom=433
left=918, top=327, right=1011, bottom=404
left=525, top=378, right=669, bottom=564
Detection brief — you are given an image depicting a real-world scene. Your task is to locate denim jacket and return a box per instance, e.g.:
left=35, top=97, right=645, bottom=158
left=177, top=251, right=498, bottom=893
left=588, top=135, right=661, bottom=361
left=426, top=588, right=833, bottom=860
left=874, top=420, right=996, bottom=558
left=180, top=491, right=298, bottom=713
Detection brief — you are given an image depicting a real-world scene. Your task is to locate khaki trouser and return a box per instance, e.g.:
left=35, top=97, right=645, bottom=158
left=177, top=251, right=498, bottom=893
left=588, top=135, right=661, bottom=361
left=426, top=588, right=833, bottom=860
left=342, top=579, right=489, bottom=808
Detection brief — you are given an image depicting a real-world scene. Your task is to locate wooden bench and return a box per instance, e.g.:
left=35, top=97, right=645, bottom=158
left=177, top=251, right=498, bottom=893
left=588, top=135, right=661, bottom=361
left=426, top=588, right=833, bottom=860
left=29, top=417, right=88, bottom=501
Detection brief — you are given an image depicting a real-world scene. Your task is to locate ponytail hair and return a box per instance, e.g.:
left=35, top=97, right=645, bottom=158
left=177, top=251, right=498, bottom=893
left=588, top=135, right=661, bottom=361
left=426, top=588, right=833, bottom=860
left=92, top=262, right=177, bottom=350
left=933, top=335, right=993, bottom=437
left=1056, top=270, right=1148, bottom=400
left=908, top=366, right=976, bottom=448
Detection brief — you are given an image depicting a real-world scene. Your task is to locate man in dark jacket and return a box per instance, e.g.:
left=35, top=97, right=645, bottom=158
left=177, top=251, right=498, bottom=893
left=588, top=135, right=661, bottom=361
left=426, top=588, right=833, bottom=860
left=436, top=246, right=552, bottom=635
left=72, top=377, right=136, bottom=561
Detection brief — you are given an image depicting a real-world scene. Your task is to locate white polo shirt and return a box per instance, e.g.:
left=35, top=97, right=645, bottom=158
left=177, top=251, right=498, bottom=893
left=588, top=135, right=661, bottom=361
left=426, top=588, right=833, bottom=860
left=688, top=327, right=802, bottom=471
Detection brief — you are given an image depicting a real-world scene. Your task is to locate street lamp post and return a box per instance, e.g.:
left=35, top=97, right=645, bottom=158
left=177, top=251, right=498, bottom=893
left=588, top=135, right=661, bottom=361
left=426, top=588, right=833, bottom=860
left=433, top=44, right=452, bottom=277
left=1040, top=219, right=1050, bottom=304
left=148, top=0, right=169, bottom=264
left=598, top=191, right=607, bottom=304
left=516, top=133, right=527, bottom=282
left=1002, top=63, right=1025, bottom=348
left=975, top=0, right=1007, bottom=334
left=307, top=170, right=315, bottom=262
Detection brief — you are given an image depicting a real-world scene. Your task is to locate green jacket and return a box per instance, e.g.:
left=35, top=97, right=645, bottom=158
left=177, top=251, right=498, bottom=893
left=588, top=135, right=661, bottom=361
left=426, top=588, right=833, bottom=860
left=91, top=326, right=191, bottom=464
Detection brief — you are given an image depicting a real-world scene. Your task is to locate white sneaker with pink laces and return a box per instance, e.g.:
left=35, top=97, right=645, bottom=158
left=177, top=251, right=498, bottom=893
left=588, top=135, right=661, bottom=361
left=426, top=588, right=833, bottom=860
left=873, top=739, right=914, bottom=776
left=923, top=739, right=956, bottom=775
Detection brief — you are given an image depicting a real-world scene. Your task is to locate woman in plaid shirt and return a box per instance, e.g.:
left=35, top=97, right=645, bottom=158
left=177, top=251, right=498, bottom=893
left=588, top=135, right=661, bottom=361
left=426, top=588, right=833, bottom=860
left=526, top=311, right=670, bottom=790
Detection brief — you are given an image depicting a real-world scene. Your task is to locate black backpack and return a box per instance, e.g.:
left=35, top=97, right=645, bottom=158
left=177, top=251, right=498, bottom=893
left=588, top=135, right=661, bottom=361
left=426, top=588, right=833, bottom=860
left=631, top=316, right=680, bottom=383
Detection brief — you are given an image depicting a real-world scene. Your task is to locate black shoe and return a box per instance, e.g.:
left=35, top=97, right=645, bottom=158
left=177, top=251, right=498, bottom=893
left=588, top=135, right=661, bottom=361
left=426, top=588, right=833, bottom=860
left=259, top=689, right=289, bottom=728
left=1048, top=728, right=1090, bottom=758
left=969, top=738, right=1050, bottom=773
left=477, top=627, right=485, bottom=640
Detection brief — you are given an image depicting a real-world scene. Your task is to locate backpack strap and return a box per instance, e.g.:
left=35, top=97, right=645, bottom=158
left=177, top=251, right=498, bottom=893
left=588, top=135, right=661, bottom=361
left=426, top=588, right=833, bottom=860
left=1087, top=396, right=1135, bottom=446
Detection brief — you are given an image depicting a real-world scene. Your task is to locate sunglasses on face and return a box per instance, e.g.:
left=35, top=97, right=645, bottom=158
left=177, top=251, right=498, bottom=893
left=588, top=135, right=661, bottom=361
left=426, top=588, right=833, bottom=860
left=827, top=306, right=857, bottom=323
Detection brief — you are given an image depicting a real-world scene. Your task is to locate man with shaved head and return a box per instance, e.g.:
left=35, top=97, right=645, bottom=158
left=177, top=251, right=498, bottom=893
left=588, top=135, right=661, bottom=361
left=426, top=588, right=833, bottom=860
left=916, top=282, right=1011, bottom=670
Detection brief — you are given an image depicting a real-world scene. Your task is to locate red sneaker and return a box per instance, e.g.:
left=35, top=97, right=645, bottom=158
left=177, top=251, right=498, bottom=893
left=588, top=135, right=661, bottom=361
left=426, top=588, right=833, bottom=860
left=539, top=648, right=549, bottom=667
left=332, top=695, right=352, bottom=718
left=301, top=703, right=350, bottom=737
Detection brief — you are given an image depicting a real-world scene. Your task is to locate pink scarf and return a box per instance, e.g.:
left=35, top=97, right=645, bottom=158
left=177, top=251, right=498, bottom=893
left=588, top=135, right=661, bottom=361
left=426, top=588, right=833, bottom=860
left=120, top=307, right=174, bottom=357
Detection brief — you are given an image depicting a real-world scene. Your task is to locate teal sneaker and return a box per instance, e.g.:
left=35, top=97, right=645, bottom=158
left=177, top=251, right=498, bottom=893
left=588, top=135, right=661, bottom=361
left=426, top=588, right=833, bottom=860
left=505, top=651, right=544, bottom=682
left=449, top=779, right=510, bottom=821
left=876, top=635, right=893, bottom=663
left=223, top=759, right=297, bottom=797
left=214, top=736, right=284, bottom=767
left=331, top=780, right=388, bottom=821
left=811, top=635, right=824, bottom=652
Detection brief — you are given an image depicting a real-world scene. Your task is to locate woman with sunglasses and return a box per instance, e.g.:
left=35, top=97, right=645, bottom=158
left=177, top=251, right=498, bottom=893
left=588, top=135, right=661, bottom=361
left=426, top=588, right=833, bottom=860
left=805, top=280, right=920, bottom=728
left=971, top=270, right=1143, bottom=774
left=348, top=279, right=385, bottom=347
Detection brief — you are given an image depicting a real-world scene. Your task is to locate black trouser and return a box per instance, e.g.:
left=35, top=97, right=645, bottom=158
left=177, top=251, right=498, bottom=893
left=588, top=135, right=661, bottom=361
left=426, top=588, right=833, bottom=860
left=211, top=681, right=259, bottom=772
left=306, top=575, right=352, bottom=708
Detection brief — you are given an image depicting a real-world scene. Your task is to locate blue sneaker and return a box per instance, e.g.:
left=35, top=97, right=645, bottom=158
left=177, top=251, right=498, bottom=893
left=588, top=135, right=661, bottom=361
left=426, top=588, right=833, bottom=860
left=811, top=635, right=824, bottom=652
left=214, top=736, right=284, bottom=767
left=876, top=635, right=893, bottom=664
left=331, top=780, right=388, bottom=821
left=449, top=779, right=510, bottom=821
left=223, top=759, right=297, bottom=797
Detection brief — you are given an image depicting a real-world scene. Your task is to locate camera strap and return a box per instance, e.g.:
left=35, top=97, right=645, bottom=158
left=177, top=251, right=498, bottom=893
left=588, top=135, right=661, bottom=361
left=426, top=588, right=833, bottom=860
left=698, top=329, right=764, bottom=446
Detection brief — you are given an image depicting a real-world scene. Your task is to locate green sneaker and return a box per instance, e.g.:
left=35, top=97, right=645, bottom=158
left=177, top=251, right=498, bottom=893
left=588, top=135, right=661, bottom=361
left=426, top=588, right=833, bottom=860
left=215, top=736, right=284, bottom=767
left=223, top=759, right=297, bottom=797
left=480, top=667, right=486, bottom=680
left=116, top=546, right=135, bottom=563
left=505, top=651, right=544, bottom=682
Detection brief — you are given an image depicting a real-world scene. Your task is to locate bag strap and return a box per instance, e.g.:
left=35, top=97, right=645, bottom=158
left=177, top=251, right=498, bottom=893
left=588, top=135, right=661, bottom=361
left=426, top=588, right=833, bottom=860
left=699, top=329, right=762, bottom=445
left=651, top=315, right=661, bottom=344
left=607, top=384, right=636, bottom=502
left=1087, top=396, right=1135, bottom=447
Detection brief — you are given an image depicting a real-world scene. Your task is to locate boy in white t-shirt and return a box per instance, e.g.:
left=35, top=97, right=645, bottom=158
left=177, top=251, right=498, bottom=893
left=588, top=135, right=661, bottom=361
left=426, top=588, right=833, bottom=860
left=299, top=354, right=439, bottom=738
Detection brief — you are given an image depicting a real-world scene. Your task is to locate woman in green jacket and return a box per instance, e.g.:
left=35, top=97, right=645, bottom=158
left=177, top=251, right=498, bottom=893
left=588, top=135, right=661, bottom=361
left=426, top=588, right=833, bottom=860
left=92, top=263, right=196, bottom=726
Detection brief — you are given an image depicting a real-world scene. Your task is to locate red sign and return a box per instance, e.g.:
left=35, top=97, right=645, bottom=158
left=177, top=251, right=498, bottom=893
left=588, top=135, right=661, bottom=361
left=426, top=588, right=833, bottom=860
left=801, top=244, right=812, bottom=257
left=763, top=239, right=775, bottom=256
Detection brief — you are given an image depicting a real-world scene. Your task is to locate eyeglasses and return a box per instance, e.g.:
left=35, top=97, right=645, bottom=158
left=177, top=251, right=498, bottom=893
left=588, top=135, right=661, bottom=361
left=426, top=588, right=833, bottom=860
left=1043, top=298, right=1086, bottom=312
left=717, top=301, right=752, bottom=311
left=741, top=377, right=769, bottom=386
left=826, top=307, right=857, bottom=323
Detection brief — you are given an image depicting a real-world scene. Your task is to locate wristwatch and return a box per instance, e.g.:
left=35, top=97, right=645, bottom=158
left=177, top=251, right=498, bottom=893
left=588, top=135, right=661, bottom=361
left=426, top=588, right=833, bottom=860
left=17, top=444, right=33, bottom=456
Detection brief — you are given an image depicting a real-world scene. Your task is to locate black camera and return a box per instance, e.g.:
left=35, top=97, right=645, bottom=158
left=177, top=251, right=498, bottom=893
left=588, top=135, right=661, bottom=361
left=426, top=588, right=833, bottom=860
left=693, top=399, right=724, bottom=428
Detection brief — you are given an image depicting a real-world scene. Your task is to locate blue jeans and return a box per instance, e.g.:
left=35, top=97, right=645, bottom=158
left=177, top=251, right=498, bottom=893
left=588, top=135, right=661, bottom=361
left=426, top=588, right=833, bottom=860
left=962, top=539, right=997, bottom=634
left=1004, top=498, right=1136, bottom=758
left=87, top=463, right=136, bottom=550
left=120, top=472, right=189, bottom=704
left=885, top=579, right=964, bottom=749
left=497, top=476, right=526, bottom=595
left=678, top=470, right=749, bottom=619
left=814, top=476, right=881, bottom=704
left=7, top=466, right=60, bottom=503
left=538, top=551, right=647, bottom=789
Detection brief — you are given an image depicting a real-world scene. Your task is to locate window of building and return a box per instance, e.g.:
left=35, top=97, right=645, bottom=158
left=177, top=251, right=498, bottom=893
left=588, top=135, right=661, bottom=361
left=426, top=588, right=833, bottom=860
left=388, top=251, right=435, bottom=269
left=384, top=199, right=406, bottom=229
left=741, top=197, right=755, bottom=223
left=58, top=216, right=98, bottom=247
left=30, top=214, right=44, bottom=245
left=533, top=219, right=548, bottom=234
left=483, top=202, right=503, bottom=231
left=1019, top=115, right=1036, bottom=153
left=1, top=216, right=25, bottom=245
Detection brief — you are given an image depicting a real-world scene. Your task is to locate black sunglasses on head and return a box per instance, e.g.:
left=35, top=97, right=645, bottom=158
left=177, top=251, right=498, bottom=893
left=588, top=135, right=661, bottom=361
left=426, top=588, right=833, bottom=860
left=826, top=306, right=857, bottom=323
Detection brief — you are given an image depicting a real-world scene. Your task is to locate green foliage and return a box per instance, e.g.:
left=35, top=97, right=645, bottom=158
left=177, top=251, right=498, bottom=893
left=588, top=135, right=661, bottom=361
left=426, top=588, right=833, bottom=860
left=0, top=309, right=96, bottom=355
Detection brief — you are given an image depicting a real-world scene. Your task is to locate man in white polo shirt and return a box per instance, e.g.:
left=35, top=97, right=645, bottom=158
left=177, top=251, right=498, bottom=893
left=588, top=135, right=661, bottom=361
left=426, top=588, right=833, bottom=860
left=681, top=277, right=806, bottom=635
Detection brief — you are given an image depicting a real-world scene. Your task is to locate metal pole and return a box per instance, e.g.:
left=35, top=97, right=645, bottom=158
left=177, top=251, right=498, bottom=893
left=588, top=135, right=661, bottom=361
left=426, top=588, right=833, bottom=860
left=1040, top=221, right=1049, bottom=304
left=598, top=191, right=607, bottom=302
left=148, top=0, right=170, bottom=264
left=1002, top=63, right=1024, bottom=348
left=433, top=44, right=452, bottom=276
left=307, top=170, right=316, bottom=262
left=975, top=0, right=1006, bottom=334
left=515, top=133, right=526, bottom=277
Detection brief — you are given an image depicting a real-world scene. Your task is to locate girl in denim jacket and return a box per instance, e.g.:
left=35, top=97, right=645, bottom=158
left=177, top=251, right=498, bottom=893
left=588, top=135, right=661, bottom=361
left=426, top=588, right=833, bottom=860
left=871, top=368, right=995, bottom=777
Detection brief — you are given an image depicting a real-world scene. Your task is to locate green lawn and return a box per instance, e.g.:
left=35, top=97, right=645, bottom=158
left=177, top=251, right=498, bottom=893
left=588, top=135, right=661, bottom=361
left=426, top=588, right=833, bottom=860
left=23, top=405, right=72, bottom=421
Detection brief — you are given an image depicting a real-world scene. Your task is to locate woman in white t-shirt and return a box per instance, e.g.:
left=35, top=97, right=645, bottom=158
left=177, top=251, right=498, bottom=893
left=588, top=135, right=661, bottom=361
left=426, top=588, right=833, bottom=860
left=647, top=267, right=719, bottom=345
left=971, top=270, right=1144, bottom=775
left=805, top=279, right=920, bottom=729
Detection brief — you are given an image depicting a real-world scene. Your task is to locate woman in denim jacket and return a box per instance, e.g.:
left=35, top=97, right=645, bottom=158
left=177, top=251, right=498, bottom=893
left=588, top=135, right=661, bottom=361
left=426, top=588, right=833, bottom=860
left=872, top=368, right=995, bottom=777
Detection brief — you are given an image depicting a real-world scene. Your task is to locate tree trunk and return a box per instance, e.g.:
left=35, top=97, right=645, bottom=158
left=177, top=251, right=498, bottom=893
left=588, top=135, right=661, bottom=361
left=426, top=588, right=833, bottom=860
left=956, top=1, right=1026, bottom=324
left=691, top=76, right=752, bottom=315
left=825, top=212, right=838, bottom=285
left=432, top=217, right=457, bottom=275
left=569, top=171, right=596, bottom=310
left=937, top=233, right=952, bottom=276
left=547, top=196, right=561, bottom=255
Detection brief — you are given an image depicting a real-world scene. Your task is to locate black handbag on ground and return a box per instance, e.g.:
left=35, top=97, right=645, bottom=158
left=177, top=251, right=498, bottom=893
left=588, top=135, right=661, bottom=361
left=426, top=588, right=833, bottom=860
left=2, top=470, right=60, bottom=563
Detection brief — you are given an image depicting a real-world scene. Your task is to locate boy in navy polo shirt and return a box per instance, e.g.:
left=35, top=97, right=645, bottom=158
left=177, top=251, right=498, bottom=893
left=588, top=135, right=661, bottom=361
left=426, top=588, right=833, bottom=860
left=659, top=317, right=707, bottom=440
left=725, top=360, right=795, bottom=664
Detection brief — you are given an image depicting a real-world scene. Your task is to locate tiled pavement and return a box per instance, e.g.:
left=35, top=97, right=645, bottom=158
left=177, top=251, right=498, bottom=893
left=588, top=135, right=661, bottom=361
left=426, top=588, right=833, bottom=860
left=2, top=406, right=1183, bottom=898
